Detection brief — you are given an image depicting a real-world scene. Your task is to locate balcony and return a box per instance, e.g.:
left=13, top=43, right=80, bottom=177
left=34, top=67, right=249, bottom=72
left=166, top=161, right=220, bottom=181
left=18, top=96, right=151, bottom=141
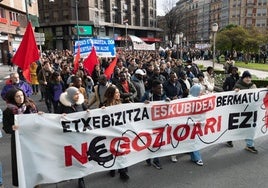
left=0, top=17, right=7, bottom=24
left=10, top=21, right=20, bottom=26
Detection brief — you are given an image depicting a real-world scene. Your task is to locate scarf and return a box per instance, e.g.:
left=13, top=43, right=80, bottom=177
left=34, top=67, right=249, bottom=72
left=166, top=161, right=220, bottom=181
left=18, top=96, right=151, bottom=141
left=7, top=103, right=27, bottom=115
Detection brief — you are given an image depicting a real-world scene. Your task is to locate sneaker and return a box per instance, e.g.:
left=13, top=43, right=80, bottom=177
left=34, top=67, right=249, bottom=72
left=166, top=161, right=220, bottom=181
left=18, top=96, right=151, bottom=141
left=226, top=141, right=233, bottom=147
left=170, top=155, right=178, bottom=163
left=152, top=160, right=162, bottom=170
left=195, top=160, right=204, bottom=166
left=146, top=159, right=151, bottom=166
left=109, top=170, right=115, bottom=177
left=119, top=172, right=129, bottom=181
left=78, top=178, right=85, bottom=188
left=245, top=146, right=258, bottom=154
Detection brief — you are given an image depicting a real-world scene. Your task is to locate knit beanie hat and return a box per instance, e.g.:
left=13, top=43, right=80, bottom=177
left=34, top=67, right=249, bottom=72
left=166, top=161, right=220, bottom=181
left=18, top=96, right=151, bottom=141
left=241, top=71, right=251, bottom=79
left=66, top=87, right=79, bottom=103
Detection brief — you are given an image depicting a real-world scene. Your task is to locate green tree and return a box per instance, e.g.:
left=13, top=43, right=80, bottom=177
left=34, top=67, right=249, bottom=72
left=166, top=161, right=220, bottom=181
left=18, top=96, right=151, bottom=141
left=216, top=25, right=247, bottom=52
left=216, top=25, right=266, bottom=56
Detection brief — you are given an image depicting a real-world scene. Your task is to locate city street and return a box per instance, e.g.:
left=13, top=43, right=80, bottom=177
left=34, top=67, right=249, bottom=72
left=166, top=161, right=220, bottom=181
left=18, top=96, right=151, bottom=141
left=0, top=63, right=268, bottom=188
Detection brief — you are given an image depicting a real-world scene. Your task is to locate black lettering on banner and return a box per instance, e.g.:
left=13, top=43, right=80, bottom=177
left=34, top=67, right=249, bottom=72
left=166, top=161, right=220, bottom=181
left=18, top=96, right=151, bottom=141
left=102, top=114, right=110, bottom=128
left=126, top=109, right=133, bottom=121
left=239, top=112, right=252, bottom=128
left=93, top=116, right=101, bottom=128
left=228, top=111, right=256, bottom=130
left=114, top=112, right=123, bottom=126
left=134, top=108, right=141, bottom=121
left=81, top=118, right=92, bottom=131
left=142, top=107, right=149, bottom=120
left=62, top=121, right=72, bottom=132
left=87, top=136, right=113, bottom=165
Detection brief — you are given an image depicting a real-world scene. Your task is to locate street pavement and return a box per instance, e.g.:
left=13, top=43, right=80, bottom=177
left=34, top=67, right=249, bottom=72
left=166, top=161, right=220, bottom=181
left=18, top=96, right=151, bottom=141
left=0, top=63, right=268, bottom=188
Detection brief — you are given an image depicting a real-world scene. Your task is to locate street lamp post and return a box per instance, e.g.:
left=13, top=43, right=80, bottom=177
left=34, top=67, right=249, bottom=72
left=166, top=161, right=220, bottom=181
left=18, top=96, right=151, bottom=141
left=125, top=23, right=128, bottom=49
left=212, top=23, right=219, bottom=69
left=112, top=6, right=118, bottom=39
left=24, top=0, right=29, bottom=22
left=175, top=34, right=180, bottom=60
left=179, top=32, right=183, bottom=60
left=75, top=0, right=79, bottom=41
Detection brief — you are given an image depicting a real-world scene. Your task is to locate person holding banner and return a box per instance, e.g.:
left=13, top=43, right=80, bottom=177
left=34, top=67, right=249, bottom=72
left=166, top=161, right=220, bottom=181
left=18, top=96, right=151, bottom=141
left=2, top=88, right=38, bottom=187
left=188, top=84, right=204, bottom=166
left=230, top=70, right=258, bottom=153
left=58, top=87, right=87, bottom=188
left=141, top=80, right=170, bottom=170
left=103, top=85, right=130, bottom=181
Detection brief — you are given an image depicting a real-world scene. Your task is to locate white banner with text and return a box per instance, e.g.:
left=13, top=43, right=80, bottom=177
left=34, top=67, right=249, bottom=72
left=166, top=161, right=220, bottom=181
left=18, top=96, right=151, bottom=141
left=15, top=88, right=268, bottom=187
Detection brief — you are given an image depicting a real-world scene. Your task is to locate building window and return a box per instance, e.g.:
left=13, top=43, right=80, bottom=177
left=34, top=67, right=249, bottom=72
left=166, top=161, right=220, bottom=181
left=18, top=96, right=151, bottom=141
left=53, top=11, right=58, bottom=21
left=56, top=27, right=63, bottom=36
left=9, top=11, right=18, bottom=21
left=0, top=8, right=7, bottom=24
left=0, top=8, right=5, bottom=18
left=95, top=0, right=98, bottom=8
left=132, top=5, right=136, bottom=12
left=150, top=9, right=153, bottom=17
left=63, top=10, right=69, bottom=20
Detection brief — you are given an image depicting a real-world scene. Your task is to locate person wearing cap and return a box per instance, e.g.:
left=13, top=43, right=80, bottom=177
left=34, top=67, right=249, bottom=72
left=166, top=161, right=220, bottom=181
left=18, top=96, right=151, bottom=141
left=57, top=87, right=87, bottom=188
left=131, top=69, right=146, bottom=102
left=227, top=70, right=258, bottom=153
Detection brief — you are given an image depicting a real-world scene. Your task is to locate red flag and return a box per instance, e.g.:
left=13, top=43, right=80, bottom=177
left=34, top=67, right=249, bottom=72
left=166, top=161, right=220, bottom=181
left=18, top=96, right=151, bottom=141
left=12, top=22, right=39, bottom=82
left=73, top=45, right=80, bottom=74
left=83, top=46, right=99, bottom=76
left=104, top=56, right=118, bottom=80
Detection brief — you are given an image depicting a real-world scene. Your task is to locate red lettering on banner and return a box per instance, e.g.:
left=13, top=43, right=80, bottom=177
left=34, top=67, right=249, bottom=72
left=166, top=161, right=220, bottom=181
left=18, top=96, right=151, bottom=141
left=190, top=122, right=203, bottom=139
left=204, top=116, right=221, bottom=134
left=151, top=96, right=216, bottom=120
left=132, top=132, right=152, bottom=151
left=63, top=116, right=222, bottom=166
left=173, top=124, right=190, bottom=141
left=152, top=127, right=166, bottom=147
left=64, top=142, right=88, bottom=166
left=110, top=137, right=131, bottom=156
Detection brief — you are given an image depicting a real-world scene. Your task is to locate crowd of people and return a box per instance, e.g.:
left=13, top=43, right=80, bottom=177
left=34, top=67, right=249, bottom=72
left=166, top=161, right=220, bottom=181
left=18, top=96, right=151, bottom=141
left=0, top=49, right=259, bottom=188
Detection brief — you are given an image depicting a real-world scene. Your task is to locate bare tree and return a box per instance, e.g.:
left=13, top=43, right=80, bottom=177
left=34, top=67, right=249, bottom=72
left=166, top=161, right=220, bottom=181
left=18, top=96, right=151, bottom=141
left=157, top=0, right=180, bottom=47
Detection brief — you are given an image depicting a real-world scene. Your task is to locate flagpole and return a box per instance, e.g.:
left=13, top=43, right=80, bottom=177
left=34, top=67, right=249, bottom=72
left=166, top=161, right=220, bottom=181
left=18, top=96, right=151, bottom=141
left=24, top=0, right=29, bottom=22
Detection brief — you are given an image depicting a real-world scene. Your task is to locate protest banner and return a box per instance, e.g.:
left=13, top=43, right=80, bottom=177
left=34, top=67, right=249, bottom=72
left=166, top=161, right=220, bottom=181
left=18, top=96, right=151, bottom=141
left=15, top=88, right=268, bottom=187
left=74, top=38, right=116, bottom=57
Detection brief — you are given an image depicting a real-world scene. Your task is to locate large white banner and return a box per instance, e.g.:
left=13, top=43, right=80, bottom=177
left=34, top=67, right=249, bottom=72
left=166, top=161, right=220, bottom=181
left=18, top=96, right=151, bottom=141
left=15, top=88, right=268, bottom=187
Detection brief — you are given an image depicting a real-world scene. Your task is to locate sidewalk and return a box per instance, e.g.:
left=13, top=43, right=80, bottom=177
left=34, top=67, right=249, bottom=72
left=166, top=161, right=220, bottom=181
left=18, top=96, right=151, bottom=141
left=194, top=60, right=268, bottom=79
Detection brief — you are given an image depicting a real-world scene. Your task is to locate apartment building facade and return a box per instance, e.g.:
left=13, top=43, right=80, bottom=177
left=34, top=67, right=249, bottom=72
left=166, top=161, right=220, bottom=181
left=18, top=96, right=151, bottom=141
left=0, top=0, right=38, bottom=64
left=174, top=0, right=268, bottom=46
left=37, top=0, right=161, bottom=50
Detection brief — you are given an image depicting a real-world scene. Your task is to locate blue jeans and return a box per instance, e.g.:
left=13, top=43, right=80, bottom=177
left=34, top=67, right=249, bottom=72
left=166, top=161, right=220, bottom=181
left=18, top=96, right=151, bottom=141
left=190, top=151, right=202, bottom=162
left=245, top=139, right=254, bottom=147
left=0, top=162, right=3, bottom=185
